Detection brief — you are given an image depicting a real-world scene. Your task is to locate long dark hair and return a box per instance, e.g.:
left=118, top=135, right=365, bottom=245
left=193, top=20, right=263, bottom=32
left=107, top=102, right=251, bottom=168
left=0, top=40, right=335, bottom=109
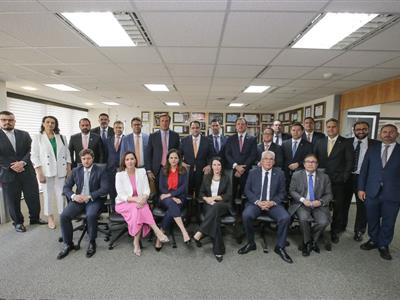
left=162, top=148, right=186, bottom=176
left=209, top=156, right=225, bottom=178
left=40, top=116, right=60, bottom=134
left=119, top=151, right=138, bottom=171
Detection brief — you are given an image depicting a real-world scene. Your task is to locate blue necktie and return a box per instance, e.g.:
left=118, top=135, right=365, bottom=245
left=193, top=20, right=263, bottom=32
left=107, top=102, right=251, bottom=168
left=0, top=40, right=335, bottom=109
left=214, top=136, right=220, bottom=153
left=83, top=170, right=90, bottom=196
left=308, top=174, right=315, bottom=201
left=261, top=171, right=269, bottom=201
left=101, top=129, right=107, bottom=142
left=292, top=141, right=298, bottom=158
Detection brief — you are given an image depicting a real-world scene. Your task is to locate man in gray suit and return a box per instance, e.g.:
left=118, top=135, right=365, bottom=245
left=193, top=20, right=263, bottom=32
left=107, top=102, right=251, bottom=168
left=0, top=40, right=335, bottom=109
left=289, top=153, right=332, bottom=256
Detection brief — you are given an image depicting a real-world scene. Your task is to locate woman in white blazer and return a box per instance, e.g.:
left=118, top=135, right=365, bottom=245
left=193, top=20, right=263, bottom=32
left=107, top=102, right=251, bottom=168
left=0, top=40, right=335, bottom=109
left=31, top=116, right=71, bottom=229
left=115, top=151, right=168, bottom=256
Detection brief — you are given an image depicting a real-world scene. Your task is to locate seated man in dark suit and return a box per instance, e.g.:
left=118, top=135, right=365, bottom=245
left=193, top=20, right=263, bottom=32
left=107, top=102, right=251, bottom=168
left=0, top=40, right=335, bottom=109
left=289, top=154, right=332, bottom=256
left=257, top=127, right=283, bottom=169
left=57, top=149, right=109, bottom=259
left=238, top=150, right=293, bottom=263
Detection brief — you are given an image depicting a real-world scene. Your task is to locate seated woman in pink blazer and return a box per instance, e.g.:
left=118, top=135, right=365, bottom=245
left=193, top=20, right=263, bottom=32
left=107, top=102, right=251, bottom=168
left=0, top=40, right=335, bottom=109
left=115, top=151, right=169, bottom=256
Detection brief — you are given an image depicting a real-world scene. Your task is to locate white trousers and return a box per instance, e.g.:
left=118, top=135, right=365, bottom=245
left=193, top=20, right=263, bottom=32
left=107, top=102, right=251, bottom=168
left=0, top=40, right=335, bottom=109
left=42, top=176, right=65, bottom=216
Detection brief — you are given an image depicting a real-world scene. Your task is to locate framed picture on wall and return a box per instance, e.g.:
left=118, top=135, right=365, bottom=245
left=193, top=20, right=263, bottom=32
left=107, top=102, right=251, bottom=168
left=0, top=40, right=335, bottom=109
left=278, top=113, right=284, bottom=121
left=243, top=113, right=259, bottom=125
left=290, top=110, right=298, bottom=122
left=226, top=125, right=236, bottom=133
left=296, top=107, right=304, bottom=122
left=141, top=111, right=150, bottom=122
left=261, top=113, right=274, bottom=123
left=173, top=112, right=190, bottom=124
left=247, top=127, right=260, bottom=140
left=283, top=124, right=290, bottom=133
left=314, top=102, right=326, bottom=118
left=314, top=120, right=324, bottom=132
left=191, top=112, right=205, bottom=121
left=304, top=106, right=312, bottom=118
left=226, top=113, right=240, bottom=124
left=284, top=112, right=290, bottom=122
left=153, top=112, right=168, bottom=127
left=173, top=125, right=189, bottom=134
left=261, top=123, right=272, bottom=132
left=208, top=112, right=223, bottom=125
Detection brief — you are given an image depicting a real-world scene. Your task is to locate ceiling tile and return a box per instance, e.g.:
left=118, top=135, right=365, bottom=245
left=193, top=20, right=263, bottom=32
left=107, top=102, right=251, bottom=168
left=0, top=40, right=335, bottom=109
left=287, top=79, right=327, bottom=88
left=0, top=31, right=27, bottom=47
left=167, top=64, right=214, bottom=77
left=342, top=68, right=400, bottom=81
left=159, top=47, right=218, bottom=64
left=218, top=48, right=280, bottom=65
left=0, top=48, right=60, bottom=64
left=301, top=67, right=362, bottom=80
left=40, top=47, right=109, bottom=64
left=39, top=0, right=133, bottom=11
left=324, top=80, right=372, bottom=89
left=261, top=66, right=314, bottom=79
left=21, top=64, right=86, bottom=77
left=354, top=22, right=400, bottom=51
left=324, top=51, right=400, bottom=68
left=326, top=0, right=400, bottom=13
left=118, top=63, right=170, bottom=77
left=251, top=78, right=293, bottom=87
left=377, top=56, right=400, bottom=69
left=133, top=0, right=227, bottom=11
left=271, top=49, right=343, bottom=67
left=0, top=1, right=47, bottom=12
left=214, top=65, right=263, bottom=78
left=231, top=0, right=329, bottom=11
left=99, top=47, right=162, bottom=64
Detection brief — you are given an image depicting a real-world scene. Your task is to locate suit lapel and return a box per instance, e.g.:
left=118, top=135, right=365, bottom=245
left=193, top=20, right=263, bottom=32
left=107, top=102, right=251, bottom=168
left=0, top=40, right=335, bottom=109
left=384, top=143, right=400, bottom=168
left=0, top=130, right=16, bottom=153
left=330, top=137, right=342, bottom=157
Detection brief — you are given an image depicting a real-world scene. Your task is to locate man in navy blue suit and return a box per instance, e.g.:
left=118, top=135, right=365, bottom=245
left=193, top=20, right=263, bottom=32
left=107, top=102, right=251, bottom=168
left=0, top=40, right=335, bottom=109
left=358, top=124, right=400, bottom=260
left=238, top=150, right=292, bottom=263
left=207, top=119, right=227, bottom=164
left=106, top=121, right=124, bottom=202
left=224, top=117, right=258, bottom=201
left=302, top=117, right=325, bottom=145
left=58, top=149, right=109, bottom=259
left=257, top=127, right=284, bottom=169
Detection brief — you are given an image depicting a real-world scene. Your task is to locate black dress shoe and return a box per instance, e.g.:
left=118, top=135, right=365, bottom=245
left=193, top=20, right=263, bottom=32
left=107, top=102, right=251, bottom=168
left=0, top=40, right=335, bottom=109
left=238, top=243, right=256, bottom=255
left=331, top=232, right=339, bottom=244
left=57, top=243, right=74, bottom=260
left=86, top=242, right=96, bottom=258
left=302, top=242, right=311, bottom=257
left=378, top=247, right=392, bottom=260
left=274, top=247, right=293, bottom=264
left=360, top=240, right=378, bottom=251
left=312, top=241, right=320, bottom=253
left=30, top=218, right=47, bottom=225
left=353, top=231, right=363, bottom=242
left=15, top=224, right=26, bottom=233
left=324, top=242, right=332, bottom=251
left=194, top=238, right=202, bottom=248
left=215, top=255, right=223, bottom=263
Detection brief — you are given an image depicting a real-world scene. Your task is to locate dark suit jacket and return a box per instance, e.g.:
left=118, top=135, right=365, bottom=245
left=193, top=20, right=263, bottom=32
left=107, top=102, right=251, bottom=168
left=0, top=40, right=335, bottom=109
left=159, top=170, right=187, bottom=201
left=257, top=142, right=284, bottom=169
left=91, top=126, right=114, bottom=139
left=207, top=134, right=227, bottom=158
left=0, top=129, right=35, bottom=183
left=244, top=167, right=286, bottom=205
left=63, top=164, right=109, bottom=201
left=106, top=135, right=124, bottom=171
left=180, top=135, right=211, bottom=171
left=145, top=130, right=180, bottom=176
left=199, top=173, right=232, bottom=203
left=314, top=136, right=354, bottom=184
left=224, top=133, right=258, bottom=169
left=282, top=139, right=313, bottom=177
left=358, top=143, right=400, bottom=202
left=302, top=131, right=325, bottom=145
left=69, top=132, right=104, bottom=167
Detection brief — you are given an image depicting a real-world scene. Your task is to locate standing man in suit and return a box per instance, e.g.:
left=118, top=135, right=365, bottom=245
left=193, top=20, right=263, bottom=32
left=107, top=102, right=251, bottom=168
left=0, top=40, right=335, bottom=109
left=314, top=118, right=353, bottom=243
left=145, top=113, right=180, bottom=192
left=180, top=121, right=211, bottom=221
left=119, top=117, right=149, bottom=167
left=0, top=111, right=46, bottom=232
left=302, top=117, right=325, bottom=145
left=257, top=127, right=284, bottom=169
left=91, top=113, right=114, bottom=163
left=106, top=120, right=124, bottom=202
left=272, top=120, right=291, bottom=145
left=69, top=118, right=104, bottom=167
left=224, top=117, right=258, bottom=201
left=207, top=119, right=227, bottom=163
left=346, top=121, right=379, bottom=242
left=58, top=149, right=109, bottom=259
left=282, top=122, right=312, bottom=189
left=289, top=154, right=332, bottom=256
left=238, top=151, right=292, bottom=263
left=358, top=124, right=400, bottom=260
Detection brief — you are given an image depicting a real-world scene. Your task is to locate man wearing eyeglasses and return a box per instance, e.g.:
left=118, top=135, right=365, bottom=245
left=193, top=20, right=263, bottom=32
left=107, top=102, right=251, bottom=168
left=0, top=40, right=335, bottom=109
left=289, top=154, right=333, bottom=256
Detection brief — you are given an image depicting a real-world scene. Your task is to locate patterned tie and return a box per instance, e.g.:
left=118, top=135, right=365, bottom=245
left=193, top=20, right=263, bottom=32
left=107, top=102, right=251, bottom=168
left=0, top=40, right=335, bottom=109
left=114, top=136, right=120, bottom=151
left=161, top=131, right=168, bottom=166
left=261, top=171, right=269, bottom=201
left=135, top=135, right=141, bottom=166
left=292, top=141, right=298, bottom=158
left=327, top=139, right=334, bottom=156
left=353, top=140, right=362, bottom=172
left=382, top=144, right=390, bottom=168
left=83, top=134, right=89, bottom=149
left=101, top=128, right=107, bottom=142
left=239, top=135, right=243, bottom=152
left=308, top=174, right=315, bottom=201
left=193, top=137, right=198, bottom=158
left=307, top=133, right=312, bottom=143
left=264, top=143, right=270, bottom=151
left=214, top=135, right=220, bottom=153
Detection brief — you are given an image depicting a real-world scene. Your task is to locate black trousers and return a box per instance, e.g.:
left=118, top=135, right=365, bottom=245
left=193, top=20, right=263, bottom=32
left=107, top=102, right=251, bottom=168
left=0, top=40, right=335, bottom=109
left=199, top=202, right=229, bottom=255
left=107, top=169, right=117, bottom=204
left=344, top=174, right=367, bottom=234
left=2, top=171, right=40, bottom=225
left=331, top=182, right=352, bottom=234
left=187, top=168, right=204, bottom=222
left=232, top=170, right=249, bottom=201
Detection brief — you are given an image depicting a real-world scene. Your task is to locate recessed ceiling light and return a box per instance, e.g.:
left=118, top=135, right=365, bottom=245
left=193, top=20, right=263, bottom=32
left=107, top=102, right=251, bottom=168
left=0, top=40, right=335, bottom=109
left=21, top=86, right=37, bottom=91
left=144, top=84, right=169, bottom=92
left=244, top=85, right=271, bottom=93
left=84, top=102, right=94, bottom=106
left=165, top=102, right=180, bottom=106
left=102, top=101, right=120, bottom=106
left=45, top=84, right=79, bottom=91
left=229, top=103, right=244, bottom=107
left=292, top=12, right=378, bottom=49
left=61, top=12, right=136, bottom=47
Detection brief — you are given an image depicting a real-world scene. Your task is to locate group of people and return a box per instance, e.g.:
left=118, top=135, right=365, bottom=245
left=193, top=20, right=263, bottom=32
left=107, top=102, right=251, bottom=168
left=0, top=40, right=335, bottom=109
left=0, top=110, right=399, bottom=264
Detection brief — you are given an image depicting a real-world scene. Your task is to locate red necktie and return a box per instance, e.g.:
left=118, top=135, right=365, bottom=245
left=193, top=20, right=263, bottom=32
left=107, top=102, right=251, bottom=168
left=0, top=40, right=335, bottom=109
left=239, top=135, right=243, bottom=152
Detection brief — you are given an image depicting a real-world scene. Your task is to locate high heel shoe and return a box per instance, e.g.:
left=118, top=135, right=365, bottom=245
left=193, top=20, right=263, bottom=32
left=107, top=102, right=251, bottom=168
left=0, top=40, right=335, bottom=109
left=215, top=255, right=223, bottom=262
left=154, top=239, right=163, bottom=252
left=184, top=238, right=191, bottom=245
left=156, top=233, right=170, bottom=243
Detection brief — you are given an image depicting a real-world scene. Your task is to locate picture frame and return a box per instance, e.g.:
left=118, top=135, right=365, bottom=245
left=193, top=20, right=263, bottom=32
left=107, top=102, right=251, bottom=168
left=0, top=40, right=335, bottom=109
left=296, top=107, right=304, bottom=122
left=226, top=113, right=240, bottom=124
left=200, top=122, right=206, bottom=130
left=152, top=127, right=160, bottom=133
left=173, top=112, right=190, bottom=124
left=243, top=113, right=259, bottom=126
left=141, top=111, right=150, bottom=122
left=261, top=123, right=272, bottom=133
left=314, top=120, right=324, bottom=133
left=314, top=102, right=326, bottom=119
left=290, top=110, right=298, bottom=122
left=283, top=124, right=290, bottom=133
left=304, top=105, right=312, bottom=118
left=190, top=112, right=205, bottom=121
left=173, top=125, right=189, bottom=134
left=278, top=113, right=284, bottom=122
left=284, top=112, right=290, bottom=122
left=261, top=113, right=274, bottom=123
left=208, top=112, right=223, bottom=125
left=153, top=111, right=168, bottom=127
left=225, top=125, right=236, bottom=133
left=247, top=127, right=260, bottom=140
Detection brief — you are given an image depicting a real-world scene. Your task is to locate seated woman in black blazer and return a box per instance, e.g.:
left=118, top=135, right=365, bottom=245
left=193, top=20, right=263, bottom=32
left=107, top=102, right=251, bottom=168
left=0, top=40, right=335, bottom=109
left=193, top=156, right=232, bottom=262
left=156, top=148, right=190, bottom=250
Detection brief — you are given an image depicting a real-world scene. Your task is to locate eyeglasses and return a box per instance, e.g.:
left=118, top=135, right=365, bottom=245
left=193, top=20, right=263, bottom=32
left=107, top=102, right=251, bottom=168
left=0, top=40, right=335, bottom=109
left=0, top=118, right=15, bottom=122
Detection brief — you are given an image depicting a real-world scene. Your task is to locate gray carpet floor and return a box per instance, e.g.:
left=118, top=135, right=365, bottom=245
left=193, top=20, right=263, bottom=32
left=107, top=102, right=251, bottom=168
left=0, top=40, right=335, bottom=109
left=0, top=204, right=399, bottom=300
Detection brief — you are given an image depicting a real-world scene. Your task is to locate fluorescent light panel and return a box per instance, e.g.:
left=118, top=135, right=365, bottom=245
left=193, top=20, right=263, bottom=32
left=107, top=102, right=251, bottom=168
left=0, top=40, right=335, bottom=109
left=22, top=86, right=37, bottom=91
left=84, top=102, right=94, bottom=106
left=244, top=85, right=271, bottom=93
left=102, top=101, right=120, bottom=106
left=165, top=102, right=180, bottom=106
left=292, top=12, right=378, bottom=49
left=144, top=84, right=169, bottom=92
left=229, top=103, right=244, bottom=107
left=45, top=84, right=79, bottom=91
left=61, top=12, right=136, bottom=47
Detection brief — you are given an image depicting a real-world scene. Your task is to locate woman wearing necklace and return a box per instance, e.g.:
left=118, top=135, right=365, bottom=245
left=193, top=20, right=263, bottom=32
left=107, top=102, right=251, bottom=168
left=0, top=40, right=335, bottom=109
left=32, top=116, right=71, bottom=229
left=156, top=148, right=190, bottom=250
left=115, top=151, right=169, bottom=256
left=193, top=156, right=232, bottom=262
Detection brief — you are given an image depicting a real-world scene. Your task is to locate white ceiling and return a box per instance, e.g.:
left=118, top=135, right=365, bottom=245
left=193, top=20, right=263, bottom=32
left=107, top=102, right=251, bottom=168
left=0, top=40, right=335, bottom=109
left=0, top=0, right=400, bottom=112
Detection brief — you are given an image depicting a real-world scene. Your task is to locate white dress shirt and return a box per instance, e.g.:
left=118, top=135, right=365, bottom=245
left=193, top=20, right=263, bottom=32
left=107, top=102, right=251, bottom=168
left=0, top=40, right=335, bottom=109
left=381, top=142, right=396, bottom=162
left=211, top=179, right=220, bottom=197
left=353, top=136, right=368, bottom=174
left=2, top=128, right=16, bottom=151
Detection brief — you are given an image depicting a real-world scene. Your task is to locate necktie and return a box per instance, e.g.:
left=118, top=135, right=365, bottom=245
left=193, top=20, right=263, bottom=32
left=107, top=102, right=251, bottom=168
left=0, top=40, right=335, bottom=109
left=308, top=174, right=315, bottom=201
left=327, top=139, right=334, bottom=156
left=274, top=135, right=278, bottom=144
left=114, top=136, right=120, bottom=151
left=307, top=133, right=312, bottom=143
left=353, top=140, right=362, bottom=172
left=161, top=131, right=168, bottom=166
left=101, top=129, right=107, bottom=141
left=6, top=132, right=16, bottom=152
left=239, top=135, right=243, bottom=152
left=264, top=143, right=270, bottom=151
left=382, top=144, right=390, bottom=168
left=82, top=170, right=90, bottom=196
left=193, top=137, right=198, bottom=158
left=214, top=136, right=220, bottom=153
left=292, top=141, right=298, bottom=158
left=135, top=135, right=141, bottom=166
left=261, top=171, right=269, bottom=201
left=83, top=135, right=89, bottom=149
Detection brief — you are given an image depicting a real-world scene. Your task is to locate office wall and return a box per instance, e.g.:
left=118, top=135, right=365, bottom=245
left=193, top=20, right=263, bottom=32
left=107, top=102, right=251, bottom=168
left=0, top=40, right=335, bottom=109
left=0, top=81, right=6, bottom=111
